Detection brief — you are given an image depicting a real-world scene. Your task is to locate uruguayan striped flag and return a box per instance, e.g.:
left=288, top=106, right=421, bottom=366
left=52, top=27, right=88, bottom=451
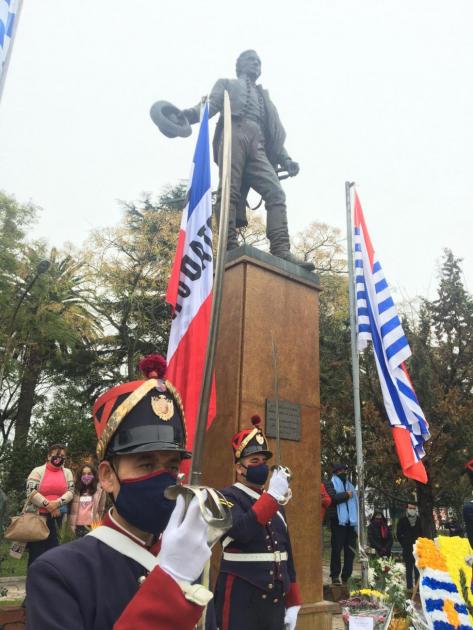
left=0, top=0, right=21, bottom=94
left=354, top=191, right=430, bottom=483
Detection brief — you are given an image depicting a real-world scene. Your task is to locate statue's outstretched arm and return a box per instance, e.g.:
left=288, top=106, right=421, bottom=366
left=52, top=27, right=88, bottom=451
left=183, top=79, right=227, bottom=124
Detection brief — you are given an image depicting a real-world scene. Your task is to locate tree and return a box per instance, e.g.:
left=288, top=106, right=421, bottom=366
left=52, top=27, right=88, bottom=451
left=82, top=189, right=183, bottom=390
left=316, top=237, right=473, bottom=536
left=238, top=211, right=268, bottom=249
left=0, top=193, right=38, bottom=433
left=293, top=222, right=346, bottom=273
left=0, top=192, right=36, bottom=318
left=409, top=251, right=473, bottom=534
left=3, top=245, right=102, bottom=491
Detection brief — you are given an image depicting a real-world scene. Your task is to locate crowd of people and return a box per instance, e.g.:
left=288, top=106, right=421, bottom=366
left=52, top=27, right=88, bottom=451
left=13, top=355, right=301, bottom=630
left=321, top=464, right=472, bottom=594
left=4, top=350, right=472, bottom=629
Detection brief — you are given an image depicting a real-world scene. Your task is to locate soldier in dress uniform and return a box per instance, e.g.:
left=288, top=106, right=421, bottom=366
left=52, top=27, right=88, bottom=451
left=214, top=415, right=302, bottom=630
left=26, top=354, right=213, bottom=630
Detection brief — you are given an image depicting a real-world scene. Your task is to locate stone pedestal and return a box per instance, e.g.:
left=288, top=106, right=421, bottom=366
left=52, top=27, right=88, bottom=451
left=203, top=246, right=332, bottom=627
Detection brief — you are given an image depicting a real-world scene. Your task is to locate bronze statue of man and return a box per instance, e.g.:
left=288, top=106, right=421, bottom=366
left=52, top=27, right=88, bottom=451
left=182, top=50, right=314, bottom=271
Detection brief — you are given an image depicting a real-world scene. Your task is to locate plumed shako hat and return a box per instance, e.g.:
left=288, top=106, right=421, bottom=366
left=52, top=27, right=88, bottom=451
left=93, top=354, right=190, bottom=461
left=231, top=415, right=272, bottom=461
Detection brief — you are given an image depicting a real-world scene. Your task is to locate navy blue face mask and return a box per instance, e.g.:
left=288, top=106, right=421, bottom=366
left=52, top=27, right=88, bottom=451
left=242, top=463, right=269, bottom=485
left=114, top=469, right=177, bottom=535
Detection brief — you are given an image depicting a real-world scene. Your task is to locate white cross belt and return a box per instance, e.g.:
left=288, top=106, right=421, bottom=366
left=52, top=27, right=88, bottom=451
left=223, top=551, right=288, bottom=562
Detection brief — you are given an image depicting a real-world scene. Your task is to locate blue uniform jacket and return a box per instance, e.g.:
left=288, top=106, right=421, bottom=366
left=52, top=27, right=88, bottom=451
left=219, top=483, right=297, bottom=595
left=26, top=534, right=216, bottom=630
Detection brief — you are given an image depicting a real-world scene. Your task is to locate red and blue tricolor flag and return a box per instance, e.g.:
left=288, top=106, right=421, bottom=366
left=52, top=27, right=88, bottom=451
left=354, top=192, right=430, bottom=483
left=166, top=103, right=216, bottom=470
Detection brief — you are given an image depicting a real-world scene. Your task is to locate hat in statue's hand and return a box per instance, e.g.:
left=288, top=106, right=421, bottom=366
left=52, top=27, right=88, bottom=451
left=150, top=100, right=192, bottom=138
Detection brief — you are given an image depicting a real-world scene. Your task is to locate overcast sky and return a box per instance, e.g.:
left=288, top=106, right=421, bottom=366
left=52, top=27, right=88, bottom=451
left=0, top=0, right=472, bottom=304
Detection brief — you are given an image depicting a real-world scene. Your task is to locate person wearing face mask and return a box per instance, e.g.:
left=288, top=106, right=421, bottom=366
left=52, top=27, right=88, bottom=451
left=25, top=354, right=213, bottom=630
left=69, top=463, right=106, bottom=537
left=367, top=511, right=393, bottom=558
left=396, top=503, right=423, bottom=591
left=325, top=463, right=358, bottom=585
left=25, top=443, right=74, bottom=568
left=213, top=415, right=302, bottom=630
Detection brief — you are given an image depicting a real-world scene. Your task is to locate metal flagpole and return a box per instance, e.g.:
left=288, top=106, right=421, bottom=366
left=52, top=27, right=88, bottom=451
left=191, top=91, right=231, bottom=630
left=0, top=0, right=24, bottom=105
left=345, top=181, right=369, bottom=588
left=189, top=90, right=231, bottom=486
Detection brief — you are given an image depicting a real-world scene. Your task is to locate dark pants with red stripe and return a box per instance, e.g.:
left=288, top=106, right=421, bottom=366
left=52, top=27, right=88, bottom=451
left=215, top=573, right=285, bottom=630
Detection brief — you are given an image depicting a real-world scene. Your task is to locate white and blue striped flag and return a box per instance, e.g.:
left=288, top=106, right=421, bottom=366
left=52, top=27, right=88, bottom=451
left=0, top=0, right=21, bottom=97
left=354, top=191, right=430, bottom=483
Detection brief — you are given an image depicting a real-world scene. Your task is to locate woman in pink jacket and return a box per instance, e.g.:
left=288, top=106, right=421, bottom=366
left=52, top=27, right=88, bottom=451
left=69, top=463, right=106, bottom=537
left=26, top=443, right=74, bottom=567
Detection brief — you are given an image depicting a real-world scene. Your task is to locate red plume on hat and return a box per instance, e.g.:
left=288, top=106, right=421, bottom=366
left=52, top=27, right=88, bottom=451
left=138, top=354, right=167, bottom=379
left=251, top=415, right=262, bottom=427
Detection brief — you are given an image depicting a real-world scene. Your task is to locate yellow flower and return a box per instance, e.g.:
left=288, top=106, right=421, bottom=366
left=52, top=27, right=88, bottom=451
left=438, top=535, right=473, bottom=616
left=444, top=598, right=460, bottom=628
left=414, top=538, right=448, bottom=572
left=350, top=588, right=386, bottom=600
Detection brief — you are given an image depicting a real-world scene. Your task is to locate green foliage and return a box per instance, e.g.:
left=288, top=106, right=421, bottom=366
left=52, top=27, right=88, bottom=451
left=318, top=247, right=473, bottom=537
left=26, top=387, right=97, bottom=467
left=0, top=187, right=184, bottom=494
left=368, top=556, right=407, bottom=616
left=1, top=186, right=472, bottom=543
left=0, top=540, right=27, bottom=577
left=81, top=191, right=182, bottom=390
left=57, top=519, right=76, bottom=545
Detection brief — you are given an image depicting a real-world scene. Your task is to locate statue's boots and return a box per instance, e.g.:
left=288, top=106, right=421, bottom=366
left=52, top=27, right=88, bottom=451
left=226, top=214, right=239, bottom=251
left=215, top=203, right=239, bottom=251
left=267, top=205, right=315, bottom=272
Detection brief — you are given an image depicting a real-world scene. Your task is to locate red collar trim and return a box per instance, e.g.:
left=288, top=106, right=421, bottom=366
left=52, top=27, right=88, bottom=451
left=102, top=509, right=150, bottom=547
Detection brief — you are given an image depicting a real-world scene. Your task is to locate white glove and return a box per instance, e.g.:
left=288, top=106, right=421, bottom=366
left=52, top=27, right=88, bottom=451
left=267, top=467, right=291, bottom=503
left=284, top=605, right=301, bottom=630
left=158, top=494, right=211, bottom=583
left=465, top=555, right=473, bottom=567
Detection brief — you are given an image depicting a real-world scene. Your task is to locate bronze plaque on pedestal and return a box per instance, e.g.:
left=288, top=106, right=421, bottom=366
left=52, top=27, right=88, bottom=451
left=265, top=399, right=301, bottom=441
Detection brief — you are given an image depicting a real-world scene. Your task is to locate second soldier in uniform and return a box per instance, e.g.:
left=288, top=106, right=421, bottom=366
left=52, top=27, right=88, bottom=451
left=214, top=415, right=302, bottom=630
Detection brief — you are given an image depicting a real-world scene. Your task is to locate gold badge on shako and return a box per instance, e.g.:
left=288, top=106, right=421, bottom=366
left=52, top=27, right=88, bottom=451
left=151, top=395, right=174, bottom=421
left=256, top=433, right=264, bottom=445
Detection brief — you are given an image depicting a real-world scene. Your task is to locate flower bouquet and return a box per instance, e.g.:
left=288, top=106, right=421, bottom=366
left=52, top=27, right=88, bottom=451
left=414, top=536, right=473, bottom=628
left=340, top=590, right=390, bottom=629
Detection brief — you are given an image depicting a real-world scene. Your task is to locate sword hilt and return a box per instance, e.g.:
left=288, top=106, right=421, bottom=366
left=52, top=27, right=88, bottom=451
left=165, top=484, right=233, bottom=548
